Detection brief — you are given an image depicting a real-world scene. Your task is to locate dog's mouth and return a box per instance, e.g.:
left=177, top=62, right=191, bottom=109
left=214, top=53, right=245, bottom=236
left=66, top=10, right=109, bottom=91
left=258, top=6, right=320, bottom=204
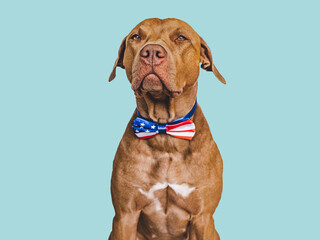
left=134, top=73, right=182, bottom=99
left=141, top=73, right=163, bottom=92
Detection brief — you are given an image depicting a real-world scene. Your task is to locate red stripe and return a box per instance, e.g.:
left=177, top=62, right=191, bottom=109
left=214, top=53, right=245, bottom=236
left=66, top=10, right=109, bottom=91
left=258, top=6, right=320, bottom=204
left=175, top=135, right=193, bottom=140
left=138, top=133, right=158, bottom=139
left=166, top=120, right=194, bottom=131
left=167, top=128, right=195, bottom=133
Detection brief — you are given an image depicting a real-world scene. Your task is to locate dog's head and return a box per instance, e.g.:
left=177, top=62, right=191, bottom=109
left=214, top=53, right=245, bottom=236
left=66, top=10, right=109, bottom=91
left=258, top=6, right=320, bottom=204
left=109, top=18, right=225, bottom=99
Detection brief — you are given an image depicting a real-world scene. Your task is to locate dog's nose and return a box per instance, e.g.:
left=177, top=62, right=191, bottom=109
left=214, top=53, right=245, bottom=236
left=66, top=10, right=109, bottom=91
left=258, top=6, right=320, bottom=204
left=140, top=44, right=167, bottom=65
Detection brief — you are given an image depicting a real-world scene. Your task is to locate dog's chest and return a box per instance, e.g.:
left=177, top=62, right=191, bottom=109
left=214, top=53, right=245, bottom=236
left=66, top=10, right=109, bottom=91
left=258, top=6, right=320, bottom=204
left=138, top=181, right=196, bottom=211
left=136, top=149, right=204, bottom=219
left=137, top=180, right=201, bottom=237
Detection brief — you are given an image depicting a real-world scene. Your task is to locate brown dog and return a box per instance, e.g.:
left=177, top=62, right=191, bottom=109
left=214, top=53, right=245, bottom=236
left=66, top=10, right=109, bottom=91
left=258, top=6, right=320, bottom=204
left=108, top=18, right=225, bottom=240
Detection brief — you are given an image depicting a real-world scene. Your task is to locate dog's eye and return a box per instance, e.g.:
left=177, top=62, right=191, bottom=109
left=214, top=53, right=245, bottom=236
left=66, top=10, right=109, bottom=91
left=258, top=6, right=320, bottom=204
left=131, top=34, right=141, bottom=40
left=176, top=35, right=187, bottom=41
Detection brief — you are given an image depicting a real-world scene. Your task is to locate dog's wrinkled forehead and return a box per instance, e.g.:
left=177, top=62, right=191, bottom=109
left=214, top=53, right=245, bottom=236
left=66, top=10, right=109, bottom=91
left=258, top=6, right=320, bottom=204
left=128, top=18, right=200, bottom=44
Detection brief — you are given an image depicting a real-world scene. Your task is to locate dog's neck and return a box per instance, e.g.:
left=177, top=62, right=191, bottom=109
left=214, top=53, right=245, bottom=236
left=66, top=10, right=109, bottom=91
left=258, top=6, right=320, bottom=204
left=136, top=84, right=198, bottom=124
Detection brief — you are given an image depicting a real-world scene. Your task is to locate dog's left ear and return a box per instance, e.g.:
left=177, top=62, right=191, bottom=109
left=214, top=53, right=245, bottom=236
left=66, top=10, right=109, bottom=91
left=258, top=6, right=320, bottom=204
left=200, top=37, right=226, bottom=84
left=108, top=36, right=127, bottom=82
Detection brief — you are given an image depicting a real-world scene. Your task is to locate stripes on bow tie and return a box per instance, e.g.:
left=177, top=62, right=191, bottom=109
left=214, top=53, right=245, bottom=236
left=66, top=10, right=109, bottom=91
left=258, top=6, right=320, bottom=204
left=133, top=118, right=195, bottom=140
left=132, top=100, right=197, bottom=140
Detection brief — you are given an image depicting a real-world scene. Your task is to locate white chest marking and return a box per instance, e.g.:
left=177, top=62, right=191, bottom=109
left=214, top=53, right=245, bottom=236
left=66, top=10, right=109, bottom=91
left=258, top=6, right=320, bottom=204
left=138, top=182, right=195, bottom=211
left=168, top=183, right=195, bottom=197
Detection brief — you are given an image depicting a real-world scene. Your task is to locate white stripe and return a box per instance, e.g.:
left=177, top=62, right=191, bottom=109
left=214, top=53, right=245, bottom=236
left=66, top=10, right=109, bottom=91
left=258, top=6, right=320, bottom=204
left=169, top=123, right=195, bottom=132
left=167, top=131, right=195, bottom=138
left=168, top=183, right=195, bottom=197
left=136, top=132, right=157, bottom=138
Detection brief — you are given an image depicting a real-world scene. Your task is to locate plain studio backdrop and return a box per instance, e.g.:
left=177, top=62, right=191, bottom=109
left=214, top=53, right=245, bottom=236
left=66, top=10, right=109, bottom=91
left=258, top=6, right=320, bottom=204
left=0, top=0, right=319, bottom=239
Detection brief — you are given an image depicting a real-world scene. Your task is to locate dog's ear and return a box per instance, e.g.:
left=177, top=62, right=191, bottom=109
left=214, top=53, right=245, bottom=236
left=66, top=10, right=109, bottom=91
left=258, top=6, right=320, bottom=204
left=108, top=36, right=127, bottom=82
left=200, top=37, right=226, bottom=84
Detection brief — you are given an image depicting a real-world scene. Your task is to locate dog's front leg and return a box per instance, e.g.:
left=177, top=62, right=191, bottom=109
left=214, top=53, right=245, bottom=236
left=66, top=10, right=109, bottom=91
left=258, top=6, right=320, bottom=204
left=109, top=211, right=141, bottom=240
left=188, top=214, right=220, bottom=240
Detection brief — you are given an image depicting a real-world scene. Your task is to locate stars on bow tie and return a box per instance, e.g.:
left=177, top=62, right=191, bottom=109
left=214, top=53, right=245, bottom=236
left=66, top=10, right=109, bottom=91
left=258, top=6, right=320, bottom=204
left=133, top=99, right=197, bottom=140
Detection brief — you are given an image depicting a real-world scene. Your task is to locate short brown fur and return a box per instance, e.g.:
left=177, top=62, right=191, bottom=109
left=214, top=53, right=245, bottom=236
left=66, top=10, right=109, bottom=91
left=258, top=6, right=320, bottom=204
left=108, top=18, right=225, bottom=240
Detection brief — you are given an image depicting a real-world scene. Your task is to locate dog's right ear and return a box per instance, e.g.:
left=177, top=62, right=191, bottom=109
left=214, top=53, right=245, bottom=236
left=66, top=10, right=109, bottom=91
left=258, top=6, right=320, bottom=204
left=108, top=36, right=127, bottom=82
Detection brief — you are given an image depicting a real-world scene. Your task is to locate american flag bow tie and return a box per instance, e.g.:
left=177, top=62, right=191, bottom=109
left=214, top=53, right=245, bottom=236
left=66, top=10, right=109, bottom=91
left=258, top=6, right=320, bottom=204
left=132, top=100, right=197, bottom=140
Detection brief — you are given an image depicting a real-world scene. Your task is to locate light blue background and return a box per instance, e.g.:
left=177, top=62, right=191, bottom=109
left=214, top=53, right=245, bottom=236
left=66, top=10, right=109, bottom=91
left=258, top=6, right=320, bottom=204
left=1, top=0, right=319, bottom=239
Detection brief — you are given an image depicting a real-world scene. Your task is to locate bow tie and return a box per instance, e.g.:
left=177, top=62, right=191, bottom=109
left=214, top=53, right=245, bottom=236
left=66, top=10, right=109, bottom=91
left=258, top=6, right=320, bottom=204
left=132, top=100, right=197, bottom=140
